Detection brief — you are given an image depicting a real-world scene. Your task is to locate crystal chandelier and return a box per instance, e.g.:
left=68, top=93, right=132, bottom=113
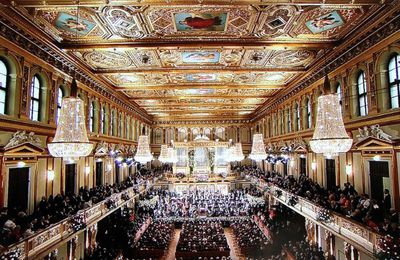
left=167, top=147, right=178, bottom=164
left=158, top=144, right=169, bottom=163
left=134, top=135, right=153, bottom=164
left=233, top=143, right=244, bottom=161
left=48, top=79, right=93, bottom=160
left=249, top=134, right=267, bottom=161
left=226, top=146, right=236, bottom=162
left=310, top=75, right=353, bottom=158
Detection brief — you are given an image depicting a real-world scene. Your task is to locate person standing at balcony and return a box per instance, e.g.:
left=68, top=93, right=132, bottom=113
left=383, top=189, right=391, bottom=216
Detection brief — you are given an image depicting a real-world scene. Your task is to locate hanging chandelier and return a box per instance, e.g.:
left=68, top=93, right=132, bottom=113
left=158, top=144, right=169, bottom=163
left=134, top=135, right=153, bottom=164
left=167, top=147, right=178, bottom=164
left=226, top=145, right=236, bottom=162
left=233, top=143, right=244, bottom=161
left=48, top=79, right=93, bottom=160
left=249, top=134, right=267, bottom=161
left=310, top=75, right=353, bottom=158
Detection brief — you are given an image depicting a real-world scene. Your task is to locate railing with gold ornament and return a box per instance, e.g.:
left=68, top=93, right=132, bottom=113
left=250, top=177, right=382, bottom=256
left=1, top=179, right=157, bottom=259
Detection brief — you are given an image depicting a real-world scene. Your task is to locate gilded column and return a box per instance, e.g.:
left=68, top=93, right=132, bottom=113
left=19, top=61, right=31, bottom=119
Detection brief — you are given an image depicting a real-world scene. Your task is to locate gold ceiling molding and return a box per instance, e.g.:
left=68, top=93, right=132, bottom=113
left=130, top=95, right=271, bottom=100
left=5, top=0, right=382, bottom=7
left=2, top=2, right=387, bottom=121
left=117, top=85, right=285, bottom=91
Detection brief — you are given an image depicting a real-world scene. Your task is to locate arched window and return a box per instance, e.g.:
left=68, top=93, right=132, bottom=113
left=101, top=106, right=106, bottom=134
left=56, top=87, right=64, bottom=123
left=357, top=72, right=368, bottom=116
left=295, top=103, right=300, bottom=131
left=89, top=101, right=95, bottom=132
left=306, top=98, right=312, bottom=128
left=0, top=60, right=8, bottom=115
left=287, top=108, right=291, bottom=133
left=388, top=54, right=400, bottom=108
left=30, top=75, right=42, bottom=121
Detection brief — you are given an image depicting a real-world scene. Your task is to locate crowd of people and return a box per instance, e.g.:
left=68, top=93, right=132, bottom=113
left=235, top=165, right=400, bottom=238
left=283, top=239, right=325, bottom=260
left=0, top=167, right=164, bottom=249
left=177, top=219, right=230, bottom=258
left=138, top=187, right=263, bottom=219
left=84, top=182, right=330, bottom=260
left=87, top=207, right=135, bottom=260
left=134, top=220, right=174, bottom=255
left=231, top=218, right=270, bottom=257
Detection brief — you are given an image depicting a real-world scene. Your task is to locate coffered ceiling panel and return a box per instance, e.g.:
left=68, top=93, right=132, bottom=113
left=71, top=48, right=316, bottom=71
left=103, top=72, right=297, bottom=87
left=10, top=1, right=381, bottom=120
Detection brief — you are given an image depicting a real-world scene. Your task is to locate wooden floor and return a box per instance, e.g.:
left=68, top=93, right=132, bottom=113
left=162, top=228, right=243, bottom=260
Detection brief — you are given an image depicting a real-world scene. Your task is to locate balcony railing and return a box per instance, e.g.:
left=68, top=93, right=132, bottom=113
left=250, top=177, right=382, bottom=255
left=1, top=179, right=158, bottom=259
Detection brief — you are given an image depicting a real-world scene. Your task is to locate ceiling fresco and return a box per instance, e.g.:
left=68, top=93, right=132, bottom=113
left=11, top=1, right=379, bottom=120
left=71, top=48, right=316, bottom=70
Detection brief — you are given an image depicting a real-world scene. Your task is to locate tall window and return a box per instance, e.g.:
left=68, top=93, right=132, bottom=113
left=30, top=75, right=42, bottom=121
left=56, top=87, right=64, bottom=123
left=101, top=106, right=106, bottom=134
left=287, top=108, right=291, bottom=133
left=89, top=101, right=95, bottom=132
left=280, top=111, right=284, bottom=134
left=336, top=83, right=342, bottom=105
left=357, top=72, right=368, bottom=116
left=119, top=113, right=123, bottom=137
left=0, top=60, right=8, bottom=115
left=125, top=118, right=129, bottom=139
left=306, top=98, right=312, bottom=128
left=295, top=103, right=300, bottom=131
left=388, top=54, right=400, bottom=108
left=110, top=110, right=115, bottom=136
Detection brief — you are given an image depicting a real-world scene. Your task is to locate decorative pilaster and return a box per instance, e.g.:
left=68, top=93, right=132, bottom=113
left=20, top=62, right=31, bottom=119
left=325, top=230, right=333, bottom=257
left=344, top=241, right=351, bottom=260
left=366, top=58, right=378, bottom=114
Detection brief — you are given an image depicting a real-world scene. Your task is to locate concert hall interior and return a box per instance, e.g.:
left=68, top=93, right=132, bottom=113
left=0, top=0, right=399, bottom=259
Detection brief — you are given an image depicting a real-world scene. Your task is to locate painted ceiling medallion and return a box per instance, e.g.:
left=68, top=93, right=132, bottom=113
left=144, top=6, right=257, bottom=37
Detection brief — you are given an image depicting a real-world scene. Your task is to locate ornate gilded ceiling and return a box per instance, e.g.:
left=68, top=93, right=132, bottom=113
left=8, top=0, right=381, bottom=121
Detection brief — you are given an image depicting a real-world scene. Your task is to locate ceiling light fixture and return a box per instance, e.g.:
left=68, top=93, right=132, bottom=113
left=249, top=133, right=267, bottom=162
left=134, top=135, right=153, bottom=164
left=48, top=79, right=93, bottom=160
left=309, top=51, right=352, bottom=158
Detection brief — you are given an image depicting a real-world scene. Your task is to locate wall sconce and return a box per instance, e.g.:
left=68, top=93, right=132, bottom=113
left=122, top=162, right=127, bottom=168
left=96, top=158, right=103, bottom=162
left=290, top=159, right=295, bottom=167
left=107, top=163, right=112, bottom=172
left=311, top=161, right=317, bottom=171
left=115, top=156, right=123, bottom=162
left=345, top=164, right=352, bottom=175
left=47, top=170, right=55, bottom=181
left=373, top=155, right=381, bottom=161
left=17, top=161, right=26, bottom=168
left=85, top=166, right=90, bottom=175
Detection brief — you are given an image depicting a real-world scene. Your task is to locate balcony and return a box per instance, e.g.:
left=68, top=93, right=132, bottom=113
left=1, top=180, right=158, bottom=259
left=251, top=177, right=383, bottom=256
